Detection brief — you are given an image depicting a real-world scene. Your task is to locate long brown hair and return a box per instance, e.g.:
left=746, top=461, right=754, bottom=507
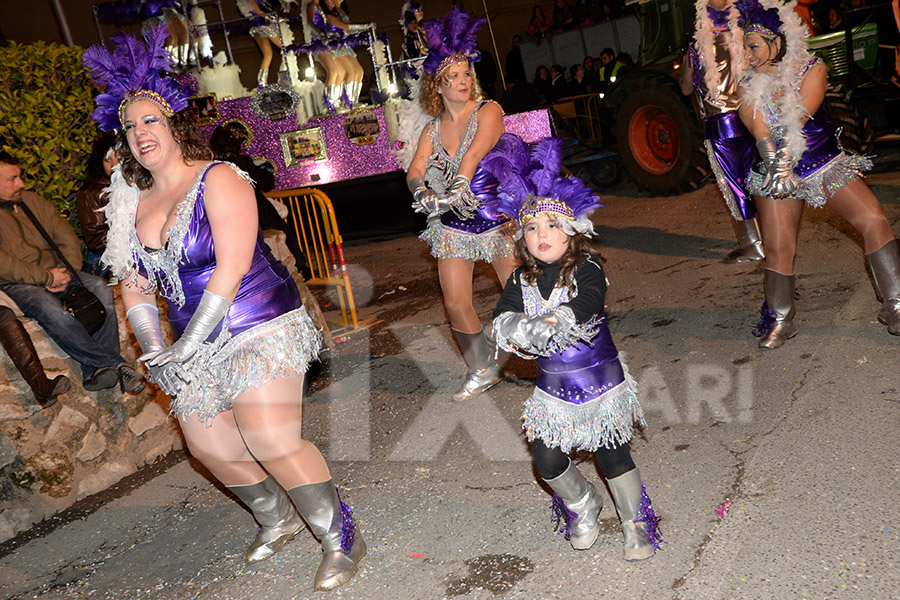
left=515, top=229, right=603, bottom=293
left=115, top=109, right=213, bottom=190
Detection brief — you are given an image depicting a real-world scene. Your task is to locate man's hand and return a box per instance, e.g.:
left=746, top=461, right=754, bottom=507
left=46, top=267, right=71, bottom=292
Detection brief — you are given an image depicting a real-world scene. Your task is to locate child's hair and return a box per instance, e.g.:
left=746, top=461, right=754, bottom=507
left=514, top=226, right=603, bottom=293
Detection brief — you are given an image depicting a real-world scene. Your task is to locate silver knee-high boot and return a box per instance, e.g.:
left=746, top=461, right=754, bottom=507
left=756, top=269, right=798, bottom=349
left=323, top=84, right=342, bottom=114
left=866, top=239, right=900, bottom=335
left=288, top=480, right=367, bottom=591
left=451, top=329, right=502, bottom=400
left=257, top=67, right=269, bottom=88
left=227, top=477, right=305, bottom=563
left=723, top=218, right=765, bottom=264
left=544, top=460, right=603, bottom=550
left=607, top=468, right=661, bottom=561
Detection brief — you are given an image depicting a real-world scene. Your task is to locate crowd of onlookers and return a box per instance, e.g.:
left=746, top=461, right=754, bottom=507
left=527, top=0, right=633, bottom=44
left=501, top=38, right=634, bottom=114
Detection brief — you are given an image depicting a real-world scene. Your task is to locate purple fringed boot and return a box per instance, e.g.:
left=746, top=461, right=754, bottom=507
left=608, top=468, right=661, bottom=561
left=544, top=460, right=603, bottom=550
left=288, top=481, right=367, bottom=591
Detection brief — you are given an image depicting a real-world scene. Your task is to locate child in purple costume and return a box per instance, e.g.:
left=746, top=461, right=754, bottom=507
left=489, top=136, right=661, bottom=561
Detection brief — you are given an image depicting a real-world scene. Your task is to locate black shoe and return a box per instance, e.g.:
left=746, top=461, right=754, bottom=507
left=118, top=364, right=146, bottom=394
left=83, top=367, right=119, bottom=391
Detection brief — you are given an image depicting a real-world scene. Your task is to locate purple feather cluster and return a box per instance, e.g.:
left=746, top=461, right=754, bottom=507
left=94, top=0, right=183, bottom=23
left=336, top=488, right=356, bottom=554
left=82, top=23, right=188, bottom=132
left=735, top=0, right=783, bottom=36
left=550, top=493, right=578, bottom=540
left=636, top=484, right=663, bottom=551
left=481, top=134, right=600, bottom=223
left=421, top=8, right=485, bottom=76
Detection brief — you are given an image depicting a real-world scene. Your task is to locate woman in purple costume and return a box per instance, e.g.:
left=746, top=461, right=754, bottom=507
left=303, top=0, right=367, bottom=111
left=735, top=0, right=900, bottom=348
left=489, top=136, right=660, bottom=561
left=406, top=8, right=517, bottom=400
left=680, top=0, right=765, bottom=264
left=83, top=27, right=365, bottom=592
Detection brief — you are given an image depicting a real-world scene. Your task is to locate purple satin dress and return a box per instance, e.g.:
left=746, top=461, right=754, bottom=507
left=132, top=162, right=321, bottom=421
left=689, top=5, right=758, bottom=221
left=499, top=270, right=645, bottom=453
left=745, top=59, right=872, bottom=208
left=420, top=102, right=514, bottom=262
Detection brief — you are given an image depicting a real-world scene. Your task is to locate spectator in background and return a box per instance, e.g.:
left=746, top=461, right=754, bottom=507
left=549, top=63, right=568, bottom=100
left=616, top=52, right=634, bottom=74
left=0, top=305, right=70, bottom=408
left=583, top=56, right=600, bottom=91
left=569, top=63, right=588, bottom=94
left=75, top=132, right=117, bottom=278
left=0, top=151, right=145, bottom=394
left=533, top=64, right=553, bottom=102
left=552, top=0, right=577, bottom=31
left=597, top=47, right=625, bottom=90
left=209, top=122, right=311, bottom=280
left=528, top=5, right=553, bottom=45
left=474, top=46, right=498, bottom=98
left=574, top=0, right=597, bottom=25
left=505, top=34, right=527, bottom=84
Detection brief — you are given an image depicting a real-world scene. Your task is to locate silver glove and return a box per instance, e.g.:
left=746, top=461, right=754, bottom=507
left=347, top=23, right=371, bottom=33
left=524, top=313, right=563, bottom=352
left=127, top=303, right=186, bottom=397
left=144, top=290, right=231, bottom=367
left=447, top=174, right=478, bottom=219
left=408, top=177, right=449, bottom=215
left=493, top=312, right=534, bottom=351
left=756, top=137, right=797, bottom=198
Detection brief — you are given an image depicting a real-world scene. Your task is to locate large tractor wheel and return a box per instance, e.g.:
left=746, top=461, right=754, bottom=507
left=823, top=88, right=873, bottom=155
left=613, top=78, right=709, bottom=195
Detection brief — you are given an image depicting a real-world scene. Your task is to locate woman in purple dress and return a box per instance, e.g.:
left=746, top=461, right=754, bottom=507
left=406, top=8, right=517, bottom=400
left=303, top=0, right=368, bottom=111
left=735, top=0, right=900, bottom=348
left=83, top=27, right=365, bottom=592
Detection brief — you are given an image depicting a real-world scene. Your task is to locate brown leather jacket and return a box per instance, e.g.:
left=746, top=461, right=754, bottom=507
left=74, top=178, right=110, bottom=254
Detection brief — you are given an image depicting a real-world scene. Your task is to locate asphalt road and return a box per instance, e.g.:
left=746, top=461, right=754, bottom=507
left=1, top=172, right=899, bottom=600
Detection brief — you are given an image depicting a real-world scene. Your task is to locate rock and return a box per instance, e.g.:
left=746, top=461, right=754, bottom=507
left=75, top=460, right=135, bottom=500
left=44, top=406, right=89, bottom=443
left=0, top=506, right=41, bottom=542
left=0, top=403, right=26, bottom=421
left=128, top=402, right=168, bottom=437
left=26, top=451, right=74, bottom=498
left=0, top=435, right=18, bottom=470
left=76, top=425, right=107, bottom=462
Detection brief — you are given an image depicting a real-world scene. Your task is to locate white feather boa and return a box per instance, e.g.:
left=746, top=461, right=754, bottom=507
left=693, top=0, right=744, bottom=105
left=736, top=0, right=813, bottom=164
left=391, top=68, right=434, bottom=172
left=100, top=167, right=141, bottom=284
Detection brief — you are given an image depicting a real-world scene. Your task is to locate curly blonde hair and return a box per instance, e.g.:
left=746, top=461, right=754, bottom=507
left=418, top=68, right=485, bottom=118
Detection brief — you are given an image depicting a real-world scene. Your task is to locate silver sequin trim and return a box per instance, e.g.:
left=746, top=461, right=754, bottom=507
left=523, top=375, right=645, bottom=453
left=746, top=151, right=872, bottom=208
left=171, top=306, right=322, bottom=423
left=420, top=219, right=514, bottom=262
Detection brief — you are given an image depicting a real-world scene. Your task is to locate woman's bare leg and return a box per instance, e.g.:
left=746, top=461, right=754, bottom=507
left=178, top=409, right=268, bottom=486
left=755, top=195, right=804, bottom=275
left=438, top=257, right=479, bottom=332
left=823, top=179, right=895, bottom=253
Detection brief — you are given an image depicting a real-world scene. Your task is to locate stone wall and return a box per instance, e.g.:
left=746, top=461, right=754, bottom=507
left=0, top=289, right=183, bottom=543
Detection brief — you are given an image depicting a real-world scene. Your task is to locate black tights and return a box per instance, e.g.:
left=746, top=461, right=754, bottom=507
left=532, top=437, right=635, bottom=481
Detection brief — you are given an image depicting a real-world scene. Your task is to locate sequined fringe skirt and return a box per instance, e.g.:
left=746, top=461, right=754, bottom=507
left=746, top=152, right=872, bottom=208
left=171, top=307, right=322, bottom=422
left=420, top=219, right=515, bottom=262
left=523, top=380, right=645, bottom=454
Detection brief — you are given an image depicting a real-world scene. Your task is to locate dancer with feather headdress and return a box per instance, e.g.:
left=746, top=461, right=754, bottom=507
left=405, top=8, right=518, bottom=400
left=83, top=26, right=366, bottom=591
left=734, top=0, right=900, bottom=347
left=487, top=135, right=660, bottom=561
left=681, top=0, right=766, bottom=264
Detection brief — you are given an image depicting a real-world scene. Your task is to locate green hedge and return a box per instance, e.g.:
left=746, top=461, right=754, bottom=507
left=0, top=41, right=99, bottom=215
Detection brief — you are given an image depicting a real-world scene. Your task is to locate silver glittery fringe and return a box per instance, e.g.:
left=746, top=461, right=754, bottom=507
left=747, top=152, right=872, bottom=208
left=494, top=313, right=603, bottom=359
left=705, top=139, right=744, bottom=221
left=171, top=307, right=322, bottom=423
left=524, top=375, right=645, bottom=453
left=420, top=220, right=515, bottom=262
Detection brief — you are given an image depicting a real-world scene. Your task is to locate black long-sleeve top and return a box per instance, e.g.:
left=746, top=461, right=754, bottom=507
left=493, top=253, right=607, bottom=324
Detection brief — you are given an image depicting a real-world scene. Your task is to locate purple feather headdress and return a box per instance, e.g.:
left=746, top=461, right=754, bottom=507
left=421, top=8, right=484, bottom=77
left=83, top=23, right=189, bottom=132
left=482, top=135, right=601, bottom=238
left=735, top=0, right=783, bottom=38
